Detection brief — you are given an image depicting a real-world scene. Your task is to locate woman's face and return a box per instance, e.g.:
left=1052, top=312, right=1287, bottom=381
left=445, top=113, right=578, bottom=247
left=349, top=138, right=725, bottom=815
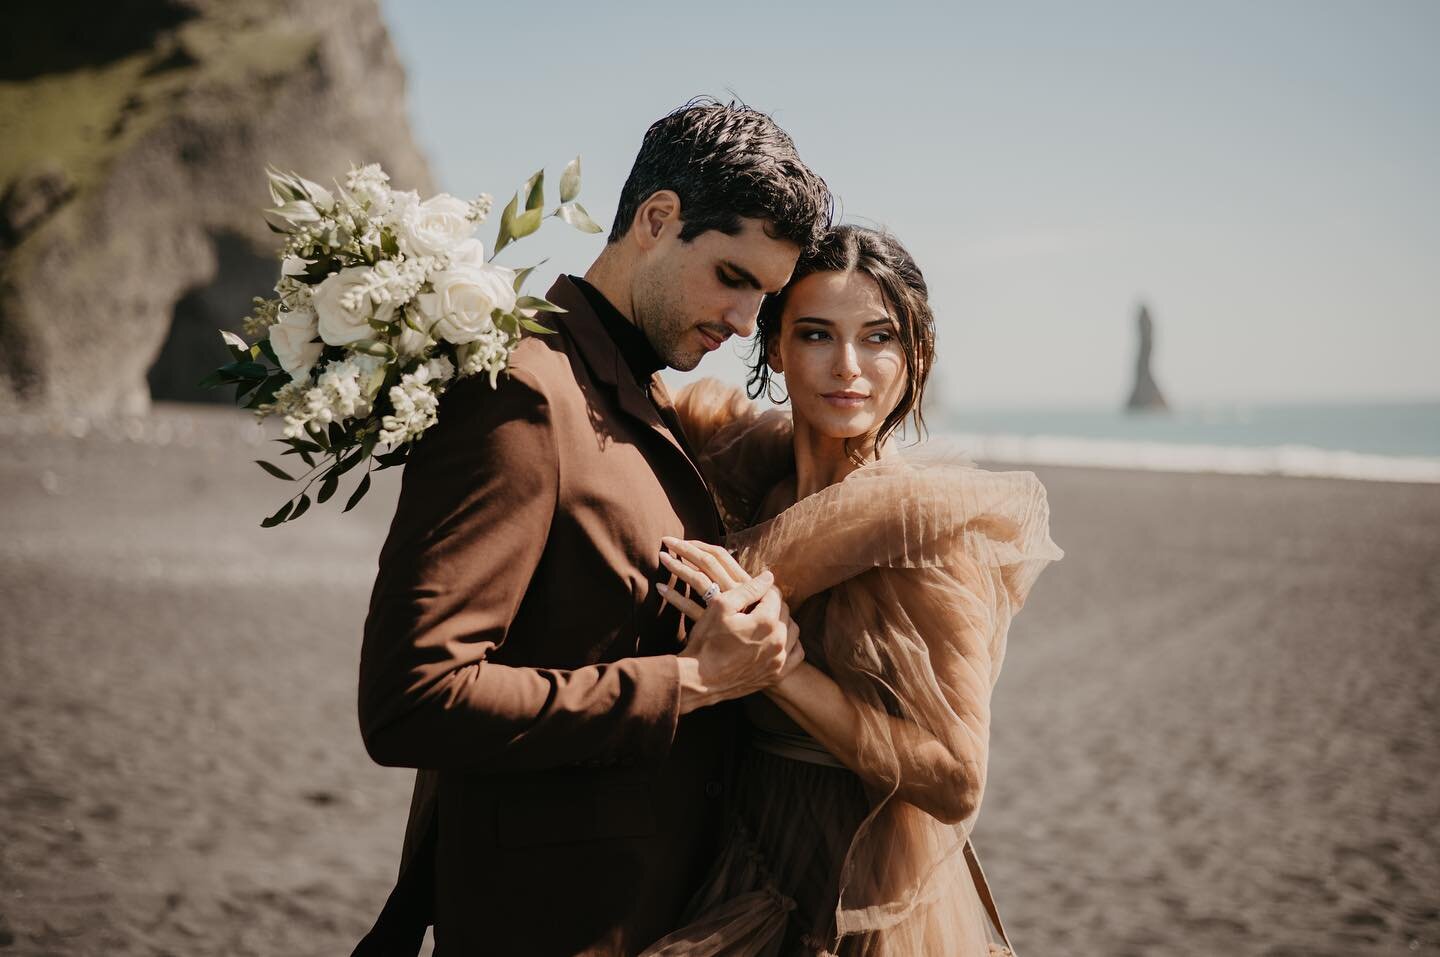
left=770, top=269, right=908, bottom=443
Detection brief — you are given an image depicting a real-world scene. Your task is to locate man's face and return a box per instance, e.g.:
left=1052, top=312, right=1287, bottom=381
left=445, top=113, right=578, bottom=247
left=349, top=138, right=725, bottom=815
left=632, top=218, right=800, bottom=372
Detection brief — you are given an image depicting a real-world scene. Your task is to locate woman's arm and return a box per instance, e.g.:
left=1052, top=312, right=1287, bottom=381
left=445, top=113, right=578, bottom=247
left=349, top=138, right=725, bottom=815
left=658, top=538, right=992, bottom=825
left=765, top=660, right=983, bottom=825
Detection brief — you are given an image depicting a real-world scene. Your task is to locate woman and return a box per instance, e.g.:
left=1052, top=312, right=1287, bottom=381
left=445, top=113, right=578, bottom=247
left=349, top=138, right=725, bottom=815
left=644, top=225, right=1062, bottom=956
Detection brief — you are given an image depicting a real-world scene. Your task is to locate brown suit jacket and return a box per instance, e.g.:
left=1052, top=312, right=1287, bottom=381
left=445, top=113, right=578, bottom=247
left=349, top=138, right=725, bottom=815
left=353, top=276, right=734, bottom=956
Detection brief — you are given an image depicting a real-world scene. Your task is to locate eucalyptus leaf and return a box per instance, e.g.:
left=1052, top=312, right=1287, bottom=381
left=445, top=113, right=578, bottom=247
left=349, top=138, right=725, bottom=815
left=289, top=493, right=312, bottom=521
left=333, top=448, right=366, bottom=478
left=260, top=499, right=294, bottom=528
left=559, top=156, right=581, bottom=204
left=512, top=260, right=547, bottom=292
left=516, top=295, right=566, bottom=314
left=494, top=192, right=519, bottom=255
left=518, top=317, right=556, bottom=335
left=374, top=447, right=410, bottom=468
left=343, top=472, right=373, bottom=513
left=256, top=459, right=295, bottom=481
left=511, top=207, right=543, bottom=241
left=555, top=202, right=604, bottom=234
left=317, top=473, right=340, bottom=503
left=523, top=169, right=545, bottom=211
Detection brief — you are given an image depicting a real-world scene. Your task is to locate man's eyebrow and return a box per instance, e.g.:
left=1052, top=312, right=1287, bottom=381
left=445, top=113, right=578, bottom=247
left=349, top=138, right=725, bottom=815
left=720, top=261, right=765, bottom=291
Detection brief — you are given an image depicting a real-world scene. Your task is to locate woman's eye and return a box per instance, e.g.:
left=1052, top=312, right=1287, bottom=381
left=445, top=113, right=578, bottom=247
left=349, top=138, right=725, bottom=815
left=867, top=331, right=894, bottom=344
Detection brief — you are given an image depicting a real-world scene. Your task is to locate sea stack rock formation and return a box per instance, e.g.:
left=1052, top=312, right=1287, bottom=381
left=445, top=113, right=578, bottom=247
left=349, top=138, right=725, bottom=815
left=1125, top=303, right=1169, bottom=413
left=0, top=0, right=433, bottom=415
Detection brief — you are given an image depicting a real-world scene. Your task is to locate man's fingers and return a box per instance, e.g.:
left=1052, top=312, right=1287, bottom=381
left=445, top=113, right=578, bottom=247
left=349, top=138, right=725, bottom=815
left=656, top=582, right=704, bottom=621
left=721, top=568, right=774, bottom=610
left=750, top=582, right=782, bottom=620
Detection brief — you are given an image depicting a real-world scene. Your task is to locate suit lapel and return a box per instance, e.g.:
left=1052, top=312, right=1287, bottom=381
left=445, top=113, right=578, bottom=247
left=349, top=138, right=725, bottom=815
left=544, top=276, right=714, bottom=504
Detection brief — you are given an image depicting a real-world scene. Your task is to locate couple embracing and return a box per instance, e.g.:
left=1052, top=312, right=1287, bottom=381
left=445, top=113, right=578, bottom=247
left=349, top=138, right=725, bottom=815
left=353, top=98, right=1061, bottom=957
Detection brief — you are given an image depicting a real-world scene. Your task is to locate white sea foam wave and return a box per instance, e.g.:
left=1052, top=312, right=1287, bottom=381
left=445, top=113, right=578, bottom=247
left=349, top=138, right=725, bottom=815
left=945, top=433, right=1440, bottom=484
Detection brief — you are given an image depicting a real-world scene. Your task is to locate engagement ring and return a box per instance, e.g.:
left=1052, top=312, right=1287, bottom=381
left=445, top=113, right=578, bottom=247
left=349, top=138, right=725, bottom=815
left=701, top=583, right=721, bottom=605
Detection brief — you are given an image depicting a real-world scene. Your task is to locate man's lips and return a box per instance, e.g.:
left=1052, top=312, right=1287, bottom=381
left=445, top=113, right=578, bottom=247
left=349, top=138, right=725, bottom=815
left=697, top=326, right=729, bottom=351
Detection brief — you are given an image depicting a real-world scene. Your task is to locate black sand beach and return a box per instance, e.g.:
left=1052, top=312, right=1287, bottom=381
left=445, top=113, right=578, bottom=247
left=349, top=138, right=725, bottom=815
left=1, top=406, right=1436, bottom=955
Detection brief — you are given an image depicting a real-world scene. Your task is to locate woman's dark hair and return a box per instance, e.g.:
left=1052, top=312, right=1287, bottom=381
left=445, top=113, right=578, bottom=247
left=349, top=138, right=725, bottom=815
left=609, top=97, right=832, bottom=253
left=748, top=225, right=936, bottom=460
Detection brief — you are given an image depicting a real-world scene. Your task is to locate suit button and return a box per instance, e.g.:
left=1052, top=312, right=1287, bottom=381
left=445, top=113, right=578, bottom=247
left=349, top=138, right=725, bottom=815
left=704, top=781, right=723, bottom=799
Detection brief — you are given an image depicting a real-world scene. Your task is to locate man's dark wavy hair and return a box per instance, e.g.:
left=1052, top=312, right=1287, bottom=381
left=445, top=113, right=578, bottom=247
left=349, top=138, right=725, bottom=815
left=609, top=97, right=833, bottom=254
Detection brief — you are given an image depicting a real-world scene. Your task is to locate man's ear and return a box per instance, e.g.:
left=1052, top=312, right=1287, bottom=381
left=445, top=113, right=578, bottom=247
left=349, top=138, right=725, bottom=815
left=631, top=190, right=682, bottom=251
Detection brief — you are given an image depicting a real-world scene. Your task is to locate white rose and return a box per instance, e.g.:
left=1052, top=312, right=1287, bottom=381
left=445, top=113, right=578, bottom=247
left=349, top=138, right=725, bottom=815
left=393, top=308, right=433, bottom=358
left=313, top=266, right=395, bottom=347
left=268, top=306, right=323, bottom=382
left=396, top=193, right=475, bottom=259
left=414, top=260, right=518, bottom=345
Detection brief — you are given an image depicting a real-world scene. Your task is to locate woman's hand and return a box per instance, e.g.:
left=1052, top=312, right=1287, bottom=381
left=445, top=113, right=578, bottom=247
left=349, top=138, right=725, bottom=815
left=656, top=538, right=805, bottom=683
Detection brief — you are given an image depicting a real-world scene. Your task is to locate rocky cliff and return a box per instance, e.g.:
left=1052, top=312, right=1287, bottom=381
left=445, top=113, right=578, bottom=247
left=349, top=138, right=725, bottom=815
left=1125, top=303, right=1169, bottom=413
left=0, top=0, right=433, bottom=414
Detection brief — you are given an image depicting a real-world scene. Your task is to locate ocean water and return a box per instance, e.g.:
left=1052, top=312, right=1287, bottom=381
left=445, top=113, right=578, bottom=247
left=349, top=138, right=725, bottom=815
left=935, top=400, right=1440, bottom=483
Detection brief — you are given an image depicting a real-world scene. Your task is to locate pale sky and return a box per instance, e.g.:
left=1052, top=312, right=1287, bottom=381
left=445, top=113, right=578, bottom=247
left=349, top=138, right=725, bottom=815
left=379, top=0, right=1438, bottom=408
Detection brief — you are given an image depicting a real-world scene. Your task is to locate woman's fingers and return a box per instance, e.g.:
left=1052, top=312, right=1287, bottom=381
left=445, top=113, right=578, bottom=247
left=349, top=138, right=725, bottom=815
left=656, top=582, right=704, bottom=621
left=695, top=540, right=752, bottom=585
left=658, top=550, right=715, bottom=599
left=663, top=537, right=743, bottom=591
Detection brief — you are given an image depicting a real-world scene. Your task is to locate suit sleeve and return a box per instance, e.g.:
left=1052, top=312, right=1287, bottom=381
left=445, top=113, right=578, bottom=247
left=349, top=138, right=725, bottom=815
left=357, top=366, right=681, bottom=771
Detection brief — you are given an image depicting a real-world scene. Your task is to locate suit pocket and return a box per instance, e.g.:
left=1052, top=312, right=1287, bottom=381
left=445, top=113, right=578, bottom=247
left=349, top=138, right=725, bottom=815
left=495, top=781, right=657, bottom=848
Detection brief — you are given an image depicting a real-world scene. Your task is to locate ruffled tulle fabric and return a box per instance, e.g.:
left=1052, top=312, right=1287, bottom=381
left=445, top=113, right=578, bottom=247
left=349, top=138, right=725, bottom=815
left=646, top=381, right=1062, bottom=956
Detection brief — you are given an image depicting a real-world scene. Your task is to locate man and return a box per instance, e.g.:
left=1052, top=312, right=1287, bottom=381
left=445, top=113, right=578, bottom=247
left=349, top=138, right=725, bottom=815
left=354, top=99, right=832, bottom=955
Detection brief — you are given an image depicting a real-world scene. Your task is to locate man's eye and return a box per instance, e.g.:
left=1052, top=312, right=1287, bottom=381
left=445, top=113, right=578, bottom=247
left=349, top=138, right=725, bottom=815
left=716, top=269, right=744, bottom=289
left=800, top=330, right=830, bottom=341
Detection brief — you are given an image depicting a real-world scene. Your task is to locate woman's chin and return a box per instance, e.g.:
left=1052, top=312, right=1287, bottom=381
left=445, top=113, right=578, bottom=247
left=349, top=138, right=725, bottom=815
left=794, top=408, right=880, bottom=441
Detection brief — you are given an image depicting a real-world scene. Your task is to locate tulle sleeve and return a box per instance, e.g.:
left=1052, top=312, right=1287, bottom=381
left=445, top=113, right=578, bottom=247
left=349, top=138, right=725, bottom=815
left=733, top=454, right=1063, bottom=947
left=671, top=378, right=794, bottom=532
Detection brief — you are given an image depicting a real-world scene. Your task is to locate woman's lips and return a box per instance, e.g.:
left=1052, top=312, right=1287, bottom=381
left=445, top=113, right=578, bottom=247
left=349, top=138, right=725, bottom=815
left=821, top=391, right=869, bottom=409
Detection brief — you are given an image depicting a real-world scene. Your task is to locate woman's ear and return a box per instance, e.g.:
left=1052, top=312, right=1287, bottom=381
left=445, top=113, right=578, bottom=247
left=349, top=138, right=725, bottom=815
left=632, top=190, right=681, bottom=250
left=766, top=335, right=783, bottom=374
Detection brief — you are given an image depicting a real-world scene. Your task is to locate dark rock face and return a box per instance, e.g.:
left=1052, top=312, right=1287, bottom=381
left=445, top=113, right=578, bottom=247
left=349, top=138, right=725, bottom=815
left=1126, top=303, right=1169, bottom=413
left=0, top=0, right=433, bottom=415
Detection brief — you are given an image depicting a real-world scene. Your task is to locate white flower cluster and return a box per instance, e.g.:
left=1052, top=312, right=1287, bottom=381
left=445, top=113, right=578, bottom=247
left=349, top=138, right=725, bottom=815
left=265, top=355, right=387, bottom=440
left=379, top=357, right=455, bottom=446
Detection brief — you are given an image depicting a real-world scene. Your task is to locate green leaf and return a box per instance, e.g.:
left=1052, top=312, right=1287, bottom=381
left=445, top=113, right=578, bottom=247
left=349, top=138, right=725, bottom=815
left=289, top=493, right=311, bottom=521
left=555, top=202, right=603, bottom=234
left=260, top=500, right=294, bottom=528
left=523, top=168, right=545, bottom=211
left=286, top=437, right=324, bottom=454
left=256, top=339, right=279, bottom=364
left=198, top=371, right=227, bottom=390
left=511, top=259, right=547, bottom=292
left=317, top=473, right=340, bottom=503
left=494, top=192, right=519, bottom=255
left=559, top=156, right=581, bottom=204
left=333, top=447, right=367, bottom=478
left=518, top=317, right=556, bottom=335
left=343, top=472, right=373, bottom=513
left=220, top=330, right=249, bottom=360
left=374, top=446, right=410, bottom=468
left=516, top=295, right=566, bottom=314
left=256, top=459, right=295, bottom=481
left=511, top=207, right=543, bottom=241
left=328, top=421, right=347, bottom=448
left=245, top=373, right=290, bottom=410
left=221, top=360, right=269, bottom=381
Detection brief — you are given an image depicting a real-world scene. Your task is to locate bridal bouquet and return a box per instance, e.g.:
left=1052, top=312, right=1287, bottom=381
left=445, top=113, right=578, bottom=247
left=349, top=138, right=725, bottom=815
left=205, top=160, right=602, bottom=525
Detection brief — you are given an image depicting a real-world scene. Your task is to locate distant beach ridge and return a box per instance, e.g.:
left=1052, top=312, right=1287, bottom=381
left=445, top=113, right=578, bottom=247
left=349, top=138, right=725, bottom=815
left=948, top=431, right=1440, bottom=483
left=939, top=400, right=1440, bottom=483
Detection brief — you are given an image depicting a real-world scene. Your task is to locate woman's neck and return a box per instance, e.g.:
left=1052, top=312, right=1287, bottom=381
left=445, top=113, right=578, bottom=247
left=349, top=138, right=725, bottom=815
left=791, top=418, right=885, bottom=500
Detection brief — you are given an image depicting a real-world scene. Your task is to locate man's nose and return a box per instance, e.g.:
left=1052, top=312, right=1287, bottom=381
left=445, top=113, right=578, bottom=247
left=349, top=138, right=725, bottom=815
left=723, top=299, right=761, bottom=338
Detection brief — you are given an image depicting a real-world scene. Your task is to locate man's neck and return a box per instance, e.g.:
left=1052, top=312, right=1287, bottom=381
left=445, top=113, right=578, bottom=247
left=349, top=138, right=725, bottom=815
left=582, top=248, right=640, bottom=327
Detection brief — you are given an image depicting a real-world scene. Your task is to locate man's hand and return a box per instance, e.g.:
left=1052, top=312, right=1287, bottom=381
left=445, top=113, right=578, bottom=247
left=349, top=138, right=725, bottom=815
left=656, top=539, right=804, bottom=713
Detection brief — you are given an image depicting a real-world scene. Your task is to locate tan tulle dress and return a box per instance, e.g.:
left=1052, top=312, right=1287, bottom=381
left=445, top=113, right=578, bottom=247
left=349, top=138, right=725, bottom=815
left=642, top=382, right=1064, bottom=957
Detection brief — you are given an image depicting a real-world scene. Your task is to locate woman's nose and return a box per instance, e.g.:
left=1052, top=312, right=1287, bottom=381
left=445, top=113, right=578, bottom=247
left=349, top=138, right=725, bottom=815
left=834, top=343, right=861, bottom=379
